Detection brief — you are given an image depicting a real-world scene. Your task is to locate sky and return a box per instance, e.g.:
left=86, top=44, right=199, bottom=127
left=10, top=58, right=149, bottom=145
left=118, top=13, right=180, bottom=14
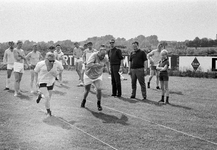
left=0, top=0, right=217, bottom=43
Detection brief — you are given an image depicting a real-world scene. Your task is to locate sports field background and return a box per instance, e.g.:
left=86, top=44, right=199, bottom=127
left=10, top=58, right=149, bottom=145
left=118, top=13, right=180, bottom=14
left=0, top=70, right=217, bottom=150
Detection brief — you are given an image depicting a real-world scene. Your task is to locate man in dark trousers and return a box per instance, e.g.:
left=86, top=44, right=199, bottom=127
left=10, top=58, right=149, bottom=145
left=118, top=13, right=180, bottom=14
left=108, top=39, right=124, bottom=97
left=128, top=41, right=148, bottom=100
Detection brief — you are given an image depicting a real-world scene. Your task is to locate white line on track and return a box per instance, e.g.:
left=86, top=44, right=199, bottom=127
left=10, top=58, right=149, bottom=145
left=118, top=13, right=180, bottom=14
left=32, top=105, right=118, bottom=150
left=86, top=100, right=217, bottom=147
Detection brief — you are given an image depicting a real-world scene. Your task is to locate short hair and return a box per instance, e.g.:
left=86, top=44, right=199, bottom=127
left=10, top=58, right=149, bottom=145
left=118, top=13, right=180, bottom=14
left=161, top=49, right=168, bottom=56
left=46, top=52, right=55, bottom=59
left=17, top=40, right=22, bottom=44
left=87, top=41, right=93, bottom=45
left=56, top=44, right=61, bottom=47
left=8, top=41, right=14, bottom=45
left=132, top=41, right=139, bottom=46
left=49, top=46, right=55, bottom=50
left=74, top=42, right=79, bottom=45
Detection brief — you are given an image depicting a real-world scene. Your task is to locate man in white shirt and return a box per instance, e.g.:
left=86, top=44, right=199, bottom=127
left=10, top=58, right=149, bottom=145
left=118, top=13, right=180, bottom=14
left=3, top=41, right=15, bottom=90
left=26, top=44, right=43, bottom=93
left=54, top=44, right=65, bottom=85
left=147, top=43, right=164, bottom=89
left=34, top=52, right=64, bottom=116
left=81, top=47, right=109, bottom=111
left=13, top=41, right=29, bottom=96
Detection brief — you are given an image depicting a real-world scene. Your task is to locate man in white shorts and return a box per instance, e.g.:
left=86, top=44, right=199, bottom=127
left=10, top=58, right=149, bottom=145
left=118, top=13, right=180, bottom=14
left=34, top=52, right=64, bottom=116
left=54, top=44, right=65, bottom=85
left=13, top=41, right=29, bottom=96
left=73, top=42, right=83, bottom=86
left=81, top=47, right=109, bottom=111
left=147, top=43, right=164, bottom=89
left=3, top=41, right=15, bottom=90
left=26, top=44, right=43, bottom=93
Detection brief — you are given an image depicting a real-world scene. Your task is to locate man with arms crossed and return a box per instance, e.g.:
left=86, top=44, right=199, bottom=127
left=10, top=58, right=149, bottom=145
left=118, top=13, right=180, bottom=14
left=81, top=47, right=109, bottom=111
left=147, top=43, right=164, bottom=89
left=26, top=44, right=43, bottom=93
left=3, top=41, right=15, bottom=90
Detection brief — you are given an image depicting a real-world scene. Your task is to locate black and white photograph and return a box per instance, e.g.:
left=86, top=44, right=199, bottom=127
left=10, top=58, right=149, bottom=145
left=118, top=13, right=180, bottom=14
left=0, top=0, right=217, bottom=149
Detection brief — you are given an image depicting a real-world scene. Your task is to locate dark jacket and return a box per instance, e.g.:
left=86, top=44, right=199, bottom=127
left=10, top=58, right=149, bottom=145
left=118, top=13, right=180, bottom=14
left=108, top=47, right=123, bottom=65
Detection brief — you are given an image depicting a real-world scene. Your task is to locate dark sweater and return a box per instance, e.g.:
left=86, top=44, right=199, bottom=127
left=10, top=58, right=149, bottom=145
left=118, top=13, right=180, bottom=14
left=108, top=47, right=123, bottom=65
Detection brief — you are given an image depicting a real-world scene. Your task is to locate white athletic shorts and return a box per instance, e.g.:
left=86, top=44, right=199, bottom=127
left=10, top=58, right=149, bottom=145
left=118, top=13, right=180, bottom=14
left=7, top=64, right=14, bottom=70
left=83, top=73, right=103, bottom=89
left=14, top=62, right=24, bottom=73
left=74, top=58, right=83, bottom=63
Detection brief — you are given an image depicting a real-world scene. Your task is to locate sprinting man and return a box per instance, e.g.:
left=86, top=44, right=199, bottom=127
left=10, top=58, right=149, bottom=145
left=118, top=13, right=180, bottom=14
left=82, top=42, right=97, bottom=88
left=147, top=43, right=164, bottom=89
left=13, top=41, right=29, bottom=96
left=81, top=47, right=109, bottom=111
left=34, top=52, right=64, bottom=116
left=128, top=41, right=148, bottom=100
left=54, top=44, right=65, bottom=85
left=3, top=41, right=15, bottom=90
left=157, top=49, right=170, bottom=104
left=73, top=42, right=83, bottom=86
left=26, top=44, right=43, bottom=93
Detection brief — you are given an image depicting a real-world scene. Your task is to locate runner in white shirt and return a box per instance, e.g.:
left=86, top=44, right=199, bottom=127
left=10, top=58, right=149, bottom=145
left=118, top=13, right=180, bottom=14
left=34, top=52, right=64, bottom=116
left=147, top=43, right=164, bottom=89
left=54, top=44, right=65, bottom=85
left=13, top=41, right=29, bottom=96
left=3, top=41, right=15, bottom=90
left=26, top=44, right=43, bottom=93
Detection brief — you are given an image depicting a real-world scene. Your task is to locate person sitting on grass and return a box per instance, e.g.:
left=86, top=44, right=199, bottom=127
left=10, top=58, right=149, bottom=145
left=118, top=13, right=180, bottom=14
left=157, top=49, right=170, bottom=104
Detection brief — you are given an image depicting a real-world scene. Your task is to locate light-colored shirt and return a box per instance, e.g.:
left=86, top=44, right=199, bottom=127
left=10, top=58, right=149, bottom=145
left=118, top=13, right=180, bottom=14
left=73, top=47, right=83, bottom=59
left=34, top=60, right=64, bottom=86
left=3, top=48, right=14, bottom=65
left=83, top=48, right=97, bottom=63
left=26, top=51, right=41, bottom=65
left=148, top=49, right=161, bottom=66
left=54, top=50, right=64, bottom=64
left=85, top=52, right=108, bottom=79
left=13, top=48, right=25, bottom=63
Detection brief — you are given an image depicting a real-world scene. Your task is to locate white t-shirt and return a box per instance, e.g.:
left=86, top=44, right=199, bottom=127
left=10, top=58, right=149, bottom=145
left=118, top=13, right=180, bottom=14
left=26, top=51, right=41, bottom=65
left=3, top=48, right=14, bottom=65
left=34, top=60, right=64, bottom=86
left=54, top=50, right=64, bottom=64
left=148, top=49, right=161, bottom=66
left=83, top=48, right=97, bottom=63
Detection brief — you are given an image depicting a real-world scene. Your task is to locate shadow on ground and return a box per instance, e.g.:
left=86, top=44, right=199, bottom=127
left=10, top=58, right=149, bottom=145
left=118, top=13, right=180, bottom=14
left=52, top=90, right=67, bottom=96
left=89, top=90, right=110, bottom=98
left=55, top=84, right=70, bottom=89
left=86, top=108, right=129, bottom=125
left=43, top=116, right=75, bottom=130
left=167, top=103, right=192, bottom=110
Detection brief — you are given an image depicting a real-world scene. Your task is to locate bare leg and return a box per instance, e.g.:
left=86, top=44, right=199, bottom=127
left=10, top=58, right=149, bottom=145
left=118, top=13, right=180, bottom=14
left=30, top=70, right=35, bottom=92
left=14, top=72, right=20, bottom=96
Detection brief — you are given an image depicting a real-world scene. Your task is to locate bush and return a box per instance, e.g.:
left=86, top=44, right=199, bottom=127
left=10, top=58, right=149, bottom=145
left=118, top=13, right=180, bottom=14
left=169, top=69, right=217, bottom=78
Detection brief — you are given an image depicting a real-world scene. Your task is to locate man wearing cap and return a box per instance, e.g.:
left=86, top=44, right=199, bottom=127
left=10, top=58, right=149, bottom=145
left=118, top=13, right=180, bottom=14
left=128, top=41, right=148, bottom=100
left=26, top=44, right=43, bottom=93
left=107, top=39, right=124, bottom=97
left=81, top=46, right=109, bottom=111
left=54, top=44, right=65, bottom=85
left=147, top=43, right=164, bottom=89
left=13, top=41, right=29, bottom=96
left=73, top=42, right=83, bottom=86
left=3, top=41, right=15, bottom=90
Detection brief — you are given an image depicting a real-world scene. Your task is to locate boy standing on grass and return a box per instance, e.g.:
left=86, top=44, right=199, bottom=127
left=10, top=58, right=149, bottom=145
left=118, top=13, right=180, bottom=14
left=157, top=49, right=170, bottom=104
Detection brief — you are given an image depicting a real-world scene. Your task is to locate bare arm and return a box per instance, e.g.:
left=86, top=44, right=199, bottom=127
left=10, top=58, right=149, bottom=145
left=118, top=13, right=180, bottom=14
left=3, top=51, right=7, bottom=64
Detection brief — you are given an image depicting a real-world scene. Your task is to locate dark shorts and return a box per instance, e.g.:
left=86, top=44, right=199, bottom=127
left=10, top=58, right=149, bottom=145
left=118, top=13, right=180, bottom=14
left=150, top=66, right=157, bottom=70
left=39, top=83, right=54, bottom=91
left=30, top=65, right=36, bottom=70
left=159, top=72, right=169, bottom=81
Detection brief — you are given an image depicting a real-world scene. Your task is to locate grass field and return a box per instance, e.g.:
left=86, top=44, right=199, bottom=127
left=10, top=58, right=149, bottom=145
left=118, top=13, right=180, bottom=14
left=0, top=70, right=217, bottom=150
